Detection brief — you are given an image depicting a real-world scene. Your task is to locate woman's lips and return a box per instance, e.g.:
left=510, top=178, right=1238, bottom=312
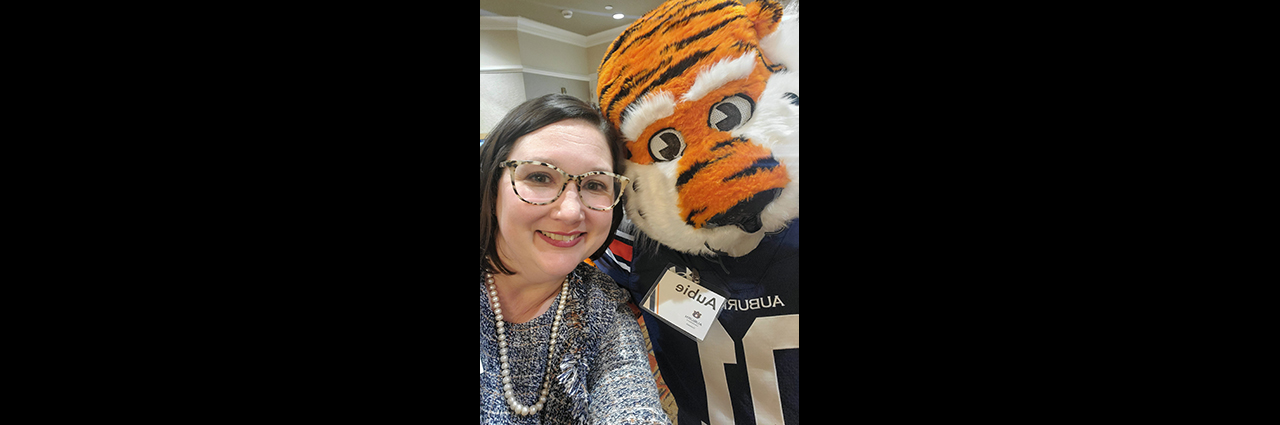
left=537, top=230, right=585, bottom=248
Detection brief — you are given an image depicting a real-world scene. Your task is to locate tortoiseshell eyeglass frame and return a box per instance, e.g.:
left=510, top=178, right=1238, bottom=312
left=499, top=160, right=630, bottom=211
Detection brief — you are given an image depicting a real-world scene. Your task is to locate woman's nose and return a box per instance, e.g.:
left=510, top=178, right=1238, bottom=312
left=553, top=183, right=583, bottom=219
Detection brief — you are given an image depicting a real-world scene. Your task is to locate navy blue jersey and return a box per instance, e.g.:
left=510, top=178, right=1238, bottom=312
left=598, top=218, right=799, bottom=425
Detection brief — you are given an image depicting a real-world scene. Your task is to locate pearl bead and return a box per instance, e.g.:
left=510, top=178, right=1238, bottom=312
left=485, top=267, right=572, bottom=417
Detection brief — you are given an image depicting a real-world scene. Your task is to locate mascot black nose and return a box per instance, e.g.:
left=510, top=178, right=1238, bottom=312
left=706, top=188, right=781, bottom=233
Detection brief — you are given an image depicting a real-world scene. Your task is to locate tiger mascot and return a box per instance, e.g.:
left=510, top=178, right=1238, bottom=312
left=593, top=0, right=799, bottom=424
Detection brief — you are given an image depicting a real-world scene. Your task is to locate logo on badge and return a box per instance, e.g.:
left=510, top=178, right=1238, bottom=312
left=639, top=264, right=727, bottom=341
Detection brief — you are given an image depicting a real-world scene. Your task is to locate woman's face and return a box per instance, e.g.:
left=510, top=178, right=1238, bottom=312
left=495, top=119, right=614, bottom=282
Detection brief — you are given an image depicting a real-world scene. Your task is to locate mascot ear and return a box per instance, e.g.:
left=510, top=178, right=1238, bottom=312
left=746, top=0, right=784, bottom=39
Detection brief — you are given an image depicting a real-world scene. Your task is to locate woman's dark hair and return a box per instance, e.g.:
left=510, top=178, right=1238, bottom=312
left=480, top=94, right=626, bottom=275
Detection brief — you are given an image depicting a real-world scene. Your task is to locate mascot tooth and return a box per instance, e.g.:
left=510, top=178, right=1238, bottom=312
left=594, top=1, right=800, bottom=424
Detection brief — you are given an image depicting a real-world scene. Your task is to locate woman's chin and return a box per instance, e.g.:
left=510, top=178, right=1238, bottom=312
left=534, top=252, right=588, bottom=277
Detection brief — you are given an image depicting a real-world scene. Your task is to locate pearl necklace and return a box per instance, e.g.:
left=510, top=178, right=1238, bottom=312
left=486, top=271, right=570, bottom=417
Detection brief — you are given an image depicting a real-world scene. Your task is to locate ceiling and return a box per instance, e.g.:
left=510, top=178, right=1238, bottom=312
left=480, top=0, right=668, bottom=36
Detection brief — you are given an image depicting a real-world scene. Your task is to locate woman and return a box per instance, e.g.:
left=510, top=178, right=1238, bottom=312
left=479, top=94, right=669, bottom=424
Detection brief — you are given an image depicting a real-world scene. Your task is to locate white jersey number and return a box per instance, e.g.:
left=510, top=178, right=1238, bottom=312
left=698, top=314, right=799, bottom=425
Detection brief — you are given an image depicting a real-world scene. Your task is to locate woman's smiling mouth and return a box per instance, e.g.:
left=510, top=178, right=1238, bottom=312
left=537, top=230, right=585, bottom=247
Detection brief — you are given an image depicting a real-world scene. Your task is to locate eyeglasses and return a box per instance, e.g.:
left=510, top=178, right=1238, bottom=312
left=499, top=160, right=630, bottom=211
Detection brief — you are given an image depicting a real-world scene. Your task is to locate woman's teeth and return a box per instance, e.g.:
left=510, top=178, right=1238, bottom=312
left=539, top=231, right=582, bottom=241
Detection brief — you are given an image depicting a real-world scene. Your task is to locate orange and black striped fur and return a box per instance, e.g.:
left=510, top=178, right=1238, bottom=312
left=598, top=0, right=798, bottom=256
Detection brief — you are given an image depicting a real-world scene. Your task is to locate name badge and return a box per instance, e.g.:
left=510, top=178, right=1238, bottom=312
left=638, top=265, right=726, bottom=341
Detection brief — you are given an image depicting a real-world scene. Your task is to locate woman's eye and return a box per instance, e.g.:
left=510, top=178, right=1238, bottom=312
left=524, top=172, right=555, bottom=184
left=583, top=180, right=607, bottom=192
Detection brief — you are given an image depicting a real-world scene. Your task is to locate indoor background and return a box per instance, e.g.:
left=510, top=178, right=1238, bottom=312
left=481, top=0, right=666, bottom=141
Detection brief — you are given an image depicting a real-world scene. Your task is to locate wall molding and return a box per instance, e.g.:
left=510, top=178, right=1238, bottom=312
left=481, top=16, right=628, bottom=48
left=479, top=16, right=519, bottom=31
left=479, top=65, right=523, bottom=74
left=479, top=65, right=592, bottom=82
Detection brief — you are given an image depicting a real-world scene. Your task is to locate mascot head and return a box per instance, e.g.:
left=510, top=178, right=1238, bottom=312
left=598, top=0, right=798, bottom=257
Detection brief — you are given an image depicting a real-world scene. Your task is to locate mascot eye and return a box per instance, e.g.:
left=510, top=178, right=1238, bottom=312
left=648, top=128, right=686, bottom=162
left=708, top=94, right=755, bottom=132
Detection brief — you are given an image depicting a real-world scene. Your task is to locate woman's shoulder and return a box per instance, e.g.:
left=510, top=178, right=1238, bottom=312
left=574, top=262, right=630, bottom=305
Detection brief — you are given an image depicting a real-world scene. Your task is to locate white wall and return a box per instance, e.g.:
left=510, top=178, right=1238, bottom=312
left=517, top=32, right=590, bottom=77
left=480, top=28, right=526, bottom=135
left=480, top=72, right=526, bottom=136
left=480, top=16, right=626, bottom=135
left=522, top=73, right=590, bottom=104
left=584, top=42, right=612, bottom=102
left=480, top=29, right=521, bottom=69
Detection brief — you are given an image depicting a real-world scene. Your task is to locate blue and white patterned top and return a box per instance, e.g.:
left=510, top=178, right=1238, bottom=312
left=480, top=262, right=670, bottom=425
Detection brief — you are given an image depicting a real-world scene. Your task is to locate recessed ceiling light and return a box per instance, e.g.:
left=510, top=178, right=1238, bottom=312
left=613, top=13, right=624, bottom=19
left=605, top=5, right=613, bottom=10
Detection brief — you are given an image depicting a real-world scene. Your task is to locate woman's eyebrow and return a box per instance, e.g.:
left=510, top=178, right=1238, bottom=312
left=524, top=157, right=612, bottom=174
